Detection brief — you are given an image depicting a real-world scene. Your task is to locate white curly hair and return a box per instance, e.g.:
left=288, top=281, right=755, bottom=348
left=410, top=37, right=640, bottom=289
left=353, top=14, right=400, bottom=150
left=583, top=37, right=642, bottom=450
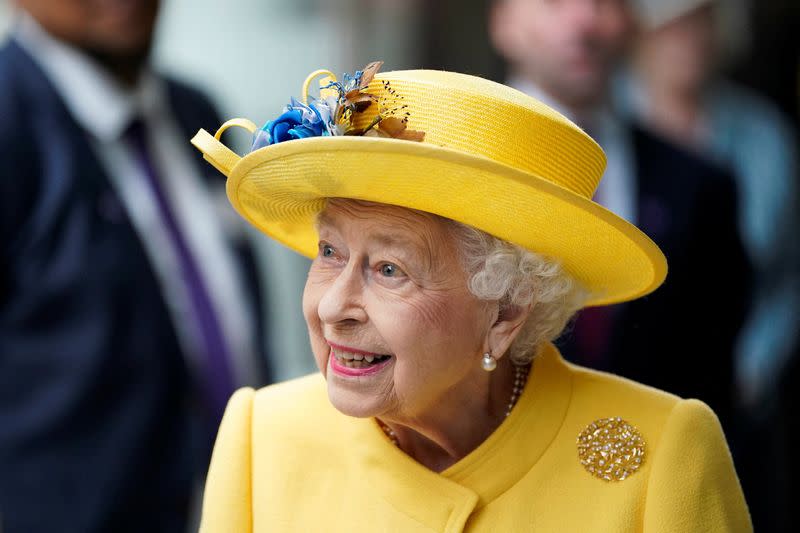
left=447, top=221, right=588, bottom=365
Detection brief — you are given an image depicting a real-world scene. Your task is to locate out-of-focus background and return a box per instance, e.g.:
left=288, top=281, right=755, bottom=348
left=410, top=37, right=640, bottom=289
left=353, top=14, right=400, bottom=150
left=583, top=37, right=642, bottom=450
left=0, top=0, right=797, bottom=532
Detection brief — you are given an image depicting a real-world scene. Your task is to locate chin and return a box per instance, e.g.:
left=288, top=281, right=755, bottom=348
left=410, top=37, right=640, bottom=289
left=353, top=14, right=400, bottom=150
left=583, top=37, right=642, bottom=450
left=327, top=386, right=385, bottom=419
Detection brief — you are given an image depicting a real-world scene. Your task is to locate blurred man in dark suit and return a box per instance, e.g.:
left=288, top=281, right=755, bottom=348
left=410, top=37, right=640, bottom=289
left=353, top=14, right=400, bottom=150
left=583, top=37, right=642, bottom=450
left=490, top=0, right=750, bottom=431
left=0, top=1, right=267, bottom=532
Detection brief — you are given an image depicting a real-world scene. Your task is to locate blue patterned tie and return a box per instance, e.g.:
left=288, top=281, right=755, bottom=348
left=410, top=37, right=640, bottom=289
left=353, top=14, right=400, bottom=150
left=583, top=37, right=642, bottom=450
left=125, top=119, right=234, bottom=423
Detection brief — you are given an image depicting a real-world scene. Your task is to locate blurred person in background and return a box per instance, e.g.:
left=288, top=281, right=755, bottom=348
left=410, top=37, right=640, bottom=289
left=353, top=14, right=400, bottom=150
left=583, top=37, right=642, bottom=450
left=489, top=0, right=750, bottom=438
left=0, top=1, right=268, bottom=532
left=619, top=0, right=800, bottom=413
left=615, top=1, right=800, bottom=528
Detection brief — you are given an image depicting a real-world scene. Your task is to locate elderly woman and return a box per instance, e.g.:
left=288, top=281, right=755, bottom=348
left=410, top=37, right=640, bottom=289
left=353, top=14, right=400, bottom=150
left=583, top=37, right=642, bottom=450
left=191, top=63, right=751, bottom=532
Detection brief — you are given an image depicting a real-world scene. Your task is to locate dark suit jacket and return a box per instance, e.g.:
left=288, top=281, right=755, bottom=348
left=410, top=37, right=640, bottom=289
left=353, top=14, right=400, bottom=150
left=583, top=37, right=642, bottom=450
left=559, top=125, right=751, bottom=431
left=0, top=40, right=265, bottom=533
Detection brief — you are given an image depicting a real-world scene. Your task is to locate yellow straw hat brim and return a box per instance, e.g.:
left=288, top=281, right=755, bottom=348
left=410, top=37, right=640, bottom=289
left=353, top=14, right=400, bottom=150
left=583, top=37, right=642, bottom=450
left=194, top=129, right=666, bottom=307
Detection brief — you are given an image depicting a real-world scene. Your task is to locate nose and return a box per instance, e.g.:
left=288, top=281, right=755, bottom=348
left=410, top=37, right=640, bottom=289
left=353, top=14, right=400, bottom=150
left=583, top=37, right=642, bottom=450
left=317, top=258, right=368, bottom=326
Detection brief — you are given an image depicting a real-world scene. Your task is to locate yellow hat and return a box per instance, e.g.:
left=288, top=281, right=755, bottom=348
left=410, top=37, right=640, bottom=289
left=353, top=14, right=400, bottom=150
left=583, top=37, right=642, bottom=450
left=191, top=66, right=667, bottom=307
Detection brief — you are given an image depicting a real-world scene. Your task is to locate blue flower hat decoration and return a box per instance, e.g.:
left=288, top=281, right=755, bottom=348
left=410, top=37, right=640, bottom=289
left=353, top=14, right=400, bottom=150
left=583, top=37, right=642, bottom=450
left=250, top=61, right=425, bottom=151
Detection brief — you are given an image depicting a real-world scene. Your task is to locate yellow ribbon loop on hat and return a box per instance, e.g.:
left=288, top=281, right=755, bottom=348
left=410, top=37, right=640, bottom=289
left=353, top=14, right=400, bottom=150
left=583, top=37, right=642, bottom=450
left=215, top=118, right=258, bottom=140
left=190, top=118, right=257, bottom=178
left=302, top=69, right=337, bottom=104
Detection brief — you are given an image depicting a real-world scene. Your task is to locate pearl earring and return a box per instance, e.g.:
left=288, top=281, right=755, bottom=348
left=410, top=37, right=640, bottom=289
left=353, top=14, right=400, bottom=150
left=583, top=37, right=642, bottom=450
left=482, top=352, right=497, bottom=371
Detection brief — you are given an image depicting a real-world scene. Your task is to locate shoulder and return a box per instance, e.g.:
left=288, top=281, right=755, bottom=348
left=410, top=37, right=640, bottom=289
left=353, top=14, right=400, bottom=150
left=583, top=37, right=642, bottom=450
left=0, top=41, right=43, bottom=244
left=0, top=42, right=32, bottom=141
left=208, top=373, right=343, bottom=464
left=222, top=373, right=332, bottom=428
left=643, top=398, right=752, bottom=530
left=0, top=40, right=26, bottom=90
left=564, top=363, right=751, bottom=527
left=210, top=375, right=330, bottom=449
left=567, top=360, right=734, bottom=443
left=201, top=375, right=336, bottom=532
left=250, top=373, right=352, bottom=441
left=559, top=356, right=687, bottom=461
left=0, top=40, right=62, bottom=159
left=564, top=363, right=751, bottom=530
left=565, top=361, right=728, bottom=460
left=252, top=372, right=328, bottom=410
left=654, top=397, right=729, bottom=456
left=568, top=361, right=681, bottom=420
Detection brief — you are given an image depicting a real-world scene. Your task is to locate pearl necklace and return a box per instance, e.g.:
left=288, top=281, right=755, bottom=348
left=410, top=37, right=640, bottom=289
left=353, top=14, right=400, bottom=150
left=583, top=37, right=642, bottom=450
left=505, top=362, right=531, bottom=417
left=379, top=363, right=531, bottom=448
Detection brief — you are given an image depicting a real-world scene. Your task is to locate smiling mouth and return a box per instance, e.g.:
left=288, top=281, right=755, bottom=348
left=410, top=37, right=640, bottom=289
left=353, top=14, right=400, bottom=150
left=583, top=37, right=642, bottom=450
left=327, top=342, right=393, bottom=369
left=332, top=350, right=392, bottom=368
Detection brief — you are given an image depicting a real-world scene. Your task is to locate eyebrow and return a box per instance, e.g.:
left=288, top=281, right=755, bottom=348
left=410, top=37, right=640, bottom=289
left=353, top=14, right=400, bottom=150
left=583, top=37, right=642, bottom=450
left=315, top=212, right=433, bottom=269
left=367, top=232, right=434, bottom=271
left=367, top=232, right=421, bottom=250
left=316, top=211, right=422, bottom=249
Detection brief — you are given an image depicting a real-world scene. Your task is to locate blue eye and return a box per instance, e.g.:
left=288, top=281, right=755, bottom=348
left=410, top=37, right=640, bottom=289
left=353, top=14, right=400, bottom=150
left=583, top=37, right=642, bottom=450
left=321, top=244, right=335, bottom=257
left=380, top=263, right=398, bottom=277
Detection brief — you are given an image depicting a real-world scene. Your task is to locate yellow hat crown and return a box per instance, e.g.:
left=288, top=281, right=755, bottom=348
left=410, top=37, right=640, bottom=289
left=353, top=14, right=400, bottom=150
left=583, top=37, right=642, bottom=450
left=354, top=70, right=606, bottom=200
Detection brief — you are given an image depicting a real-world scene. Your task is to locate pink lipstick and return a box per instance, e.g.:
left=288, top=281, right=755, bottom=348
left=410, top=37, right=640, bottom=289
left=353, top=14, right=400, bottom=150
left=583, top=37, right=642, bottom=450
left=327, top=341, right=393, bottom=377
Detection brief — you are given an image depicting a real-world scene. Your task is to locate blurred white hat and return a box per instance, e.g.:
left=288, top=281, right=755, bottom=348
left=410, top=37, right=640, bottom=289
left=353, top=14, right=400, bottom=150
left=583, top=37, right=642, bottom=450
left=632, top=0, right=750, bottom=64
left=633, top=0, right=714, bottom=29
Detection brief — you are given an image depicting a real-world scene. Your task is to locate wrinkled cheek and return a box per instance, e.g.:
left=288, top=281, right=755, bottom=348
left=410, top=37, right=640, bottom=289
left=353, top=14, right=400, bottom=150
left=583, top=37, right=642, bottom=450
left=401, top=296, right=487, bottom=359
left=404, top=298, right=459, bottom=338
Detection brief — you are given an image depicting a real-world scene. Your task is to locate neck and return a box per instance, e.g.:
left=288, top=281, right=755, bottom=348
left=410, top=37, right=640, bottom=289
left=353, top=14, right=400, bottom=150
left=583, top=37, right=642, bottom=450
left=379, top=358, right=519, bottom=472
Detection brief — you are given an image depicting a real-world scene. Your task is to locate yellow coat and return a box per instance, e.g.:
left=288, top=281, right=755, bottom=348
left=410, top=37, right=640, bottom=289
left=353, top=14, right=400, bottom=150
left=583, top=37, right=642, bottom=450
left=200, top=344, right=751, bottom=532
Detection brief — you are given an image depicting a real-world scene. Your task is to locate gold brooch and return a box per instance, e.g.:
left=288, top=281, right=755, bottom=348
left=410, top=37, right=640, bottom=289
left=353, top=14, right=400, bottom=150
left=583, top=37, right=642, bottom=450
left=577, top=417, right=645, bottom=481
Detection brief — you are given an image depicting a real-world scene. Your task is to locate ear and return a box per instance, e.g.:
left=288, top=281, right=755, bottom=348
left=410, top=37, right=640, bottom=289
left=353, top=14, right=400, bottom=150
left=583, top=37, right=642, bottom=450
left=485, top=302, right=532, bottom=361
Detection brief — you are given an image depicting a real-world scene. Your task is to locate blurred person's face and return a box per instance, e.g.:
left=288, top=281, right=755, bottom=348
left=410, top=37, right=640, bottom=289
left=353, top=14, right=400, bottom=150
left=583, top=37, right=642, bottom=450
left=636, top=6, right=715, bottom=94
left=16, top=0, right=160, bottom=62
left=491, top=0, right=632, bottom=111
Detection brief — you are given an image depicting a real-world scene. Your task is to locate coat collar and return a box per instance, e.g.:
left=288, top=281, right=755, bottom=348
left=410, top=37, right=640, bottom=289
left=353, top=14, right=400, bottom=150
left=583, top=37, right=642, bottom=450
left=349, top=343, right=573, bottom=531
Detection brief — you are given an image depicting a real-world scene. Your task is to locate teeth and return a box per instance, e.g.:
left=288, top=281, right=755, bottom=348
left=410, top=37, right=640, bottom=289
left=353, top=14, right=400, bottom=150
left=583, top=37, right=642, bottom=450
left=332, top=349, right=390, bottom=368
